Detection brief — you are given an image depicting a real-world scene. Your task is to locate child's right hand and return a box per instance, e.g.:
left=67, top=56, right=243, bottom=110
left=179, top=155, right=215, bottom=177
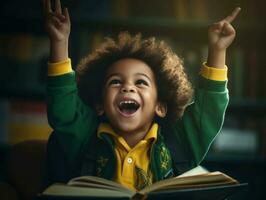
left=43, top=0, right=70, bottom=43
left=43, top=0, right=70, bottom=62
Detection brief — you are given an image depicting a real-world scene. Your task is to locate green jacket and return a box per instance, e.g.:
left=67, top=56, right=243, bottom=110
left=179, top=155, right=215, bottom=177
left=46, top=71, right=229, bottom=183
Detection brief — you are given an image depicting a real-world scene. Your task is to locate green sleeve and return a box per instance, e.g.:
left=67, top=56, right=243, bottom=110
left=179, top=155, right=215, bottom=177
left=174, top=76, right=229, bottom=165
left=46, top=71, right=98, bottom=163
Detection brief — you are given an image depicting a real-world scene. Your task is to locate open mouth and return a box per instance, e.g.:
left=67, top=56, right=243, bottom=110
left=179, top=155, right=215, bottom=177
left=118, top=100, right=140, bottom=116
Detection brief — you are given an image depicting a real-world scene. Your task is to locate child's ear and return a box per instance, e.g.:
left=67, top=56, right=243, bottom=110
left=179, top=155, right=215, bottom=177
left=95, top=104, right=104, bottom=116
left=155, top=103, right=167, bottom=118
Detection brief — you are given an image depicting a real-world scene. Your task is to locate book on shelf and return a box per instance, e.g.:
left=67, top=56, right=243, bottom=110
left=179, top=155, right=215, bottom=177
left=39, top=166, right=247, bottom=200
left=8, top=100, right=52, bottom=144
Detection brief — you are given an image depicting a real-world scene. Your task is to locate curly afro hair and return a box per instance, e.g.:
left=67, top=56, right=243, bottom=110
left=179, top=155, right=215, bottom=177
left=76, top=32, right=194, bottom=122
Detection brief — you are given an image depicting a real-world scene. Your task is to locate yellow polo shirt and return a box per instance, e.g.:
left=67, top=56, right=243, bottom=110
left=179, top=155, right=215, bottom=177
left=97, top=123, right=158, bottom=191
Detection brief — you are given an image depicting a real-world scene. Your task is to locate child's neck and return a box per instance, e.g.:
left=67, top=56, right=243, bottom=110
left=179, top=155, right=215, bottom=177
left=123, top=131, right=146, bottom=148
left=114, top=124, right=153, bottom=148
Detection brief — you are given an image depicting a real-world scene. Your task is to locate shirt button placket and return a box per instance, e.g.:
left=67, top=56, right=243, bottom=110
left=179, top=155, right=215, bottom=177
left=122, top=156, right=133, bottom=177
left=127, top=157, right=133, bottom=164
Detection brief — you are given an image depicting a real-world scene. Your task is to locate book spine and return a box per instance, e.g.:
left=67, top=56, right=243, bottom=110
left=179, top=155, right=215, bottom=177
left=7, top=100, right=52, bottom=144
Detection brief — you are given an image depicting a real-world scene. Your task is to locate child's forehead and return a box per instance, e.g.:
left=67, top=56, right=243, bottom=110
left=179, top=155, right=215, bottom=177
left=106, top=58, right=155, bottom=77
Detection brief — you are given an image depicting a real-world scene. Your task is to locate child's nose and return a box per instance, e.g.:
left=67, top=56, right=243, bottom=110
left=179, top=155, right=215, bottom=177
left=121, top=84, right=136, bottom=93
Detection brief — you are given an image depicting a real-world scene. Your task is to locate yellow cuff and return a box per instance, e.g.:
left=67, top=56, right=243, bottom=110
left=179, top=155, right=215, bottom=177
left=200, top=62, right=228, bottom=81
left=48, top=58, right=73, bottom=76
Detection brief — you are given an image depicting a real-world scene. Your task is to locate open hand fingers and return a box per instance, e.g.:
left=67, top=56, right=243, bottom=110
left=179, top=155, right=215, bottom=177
left=43, top=0, right=63, bottom=15
left=43, top=0, right=52, bottom=15
left=224, top=7, right=241, bottom=23
left=63, top=8, right=70, bottom=23
left=43, top=0, right=67, bottom=21
left=55, top=0, right=62, bottom=15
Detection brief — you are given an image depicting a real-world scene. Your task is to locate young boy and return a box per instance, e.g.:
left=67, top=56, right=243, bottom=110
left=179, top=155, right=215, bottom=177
left=43, top=0, right=240, bottom=191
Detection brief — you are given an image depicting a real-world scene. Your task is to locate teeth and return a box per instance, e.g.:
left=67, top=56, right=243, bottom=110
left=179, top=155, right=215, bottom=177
left=119, top=100, right=137, bottom=106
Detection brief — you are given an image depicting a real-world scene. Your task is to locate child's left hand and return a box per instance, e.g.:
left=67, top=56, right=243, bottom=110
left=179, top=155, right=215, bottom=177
left=208, top=7, right=241, bottom=51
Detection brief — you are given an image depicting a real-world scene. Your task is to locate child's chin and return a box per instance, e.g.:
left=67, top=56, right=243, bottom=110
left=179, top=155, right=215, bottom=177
left=114, top=122, right=140, bottom=134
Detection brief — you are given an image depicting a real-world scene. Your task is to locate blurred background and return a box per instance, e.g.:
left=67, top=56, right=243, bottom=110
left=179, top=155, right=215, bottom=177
left=0, top=0, right=265, bottom=199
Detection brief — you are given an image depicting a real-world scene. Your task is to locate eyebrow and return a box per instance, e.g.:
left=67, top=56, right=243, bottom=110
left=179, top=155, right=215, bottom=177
left=135, top=73, right=152, bottom=82
left=106, top=73, right=152, bottom=82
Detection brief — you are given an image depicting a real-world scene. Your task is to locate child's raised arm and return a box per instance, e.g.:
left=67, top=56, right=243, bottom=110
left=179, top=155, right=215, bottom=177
left=207, top=7, right=241, bottom=68
left=43, top=0, right=70, bottom=62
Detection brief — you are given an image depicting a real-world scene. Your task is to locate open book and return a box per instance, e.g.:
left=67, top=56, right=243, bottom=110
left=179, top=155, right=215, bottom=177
left=39, top=166, right=247, bottom=200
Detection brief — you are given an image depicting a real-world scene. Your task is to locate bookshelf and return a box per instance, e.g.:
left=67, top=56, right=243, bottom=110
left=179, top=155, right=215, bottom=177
left=0, top=1, right=266, bottom=151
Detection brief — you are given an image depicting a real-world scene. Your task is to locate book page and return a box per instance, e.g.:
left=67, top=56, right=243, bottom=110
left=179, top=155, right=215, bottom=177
left=139, top=171, right=238, bottom=194
left=151, top=179, right=236, bottom=191
left=42, top=183, right=134, bottom=198
left=177, top=165, right=209, bottom=177
left=68, top=181, right=126, bottom=191
left=68, top=176, right=134, bottom=194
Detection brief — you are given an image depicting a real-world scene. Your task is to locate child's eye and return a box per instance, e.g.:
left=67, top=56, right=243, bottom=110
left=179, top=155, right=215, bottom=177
left=108, top=79, right=121, bottom=86
left=136, top=79, right=149, bottom=86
